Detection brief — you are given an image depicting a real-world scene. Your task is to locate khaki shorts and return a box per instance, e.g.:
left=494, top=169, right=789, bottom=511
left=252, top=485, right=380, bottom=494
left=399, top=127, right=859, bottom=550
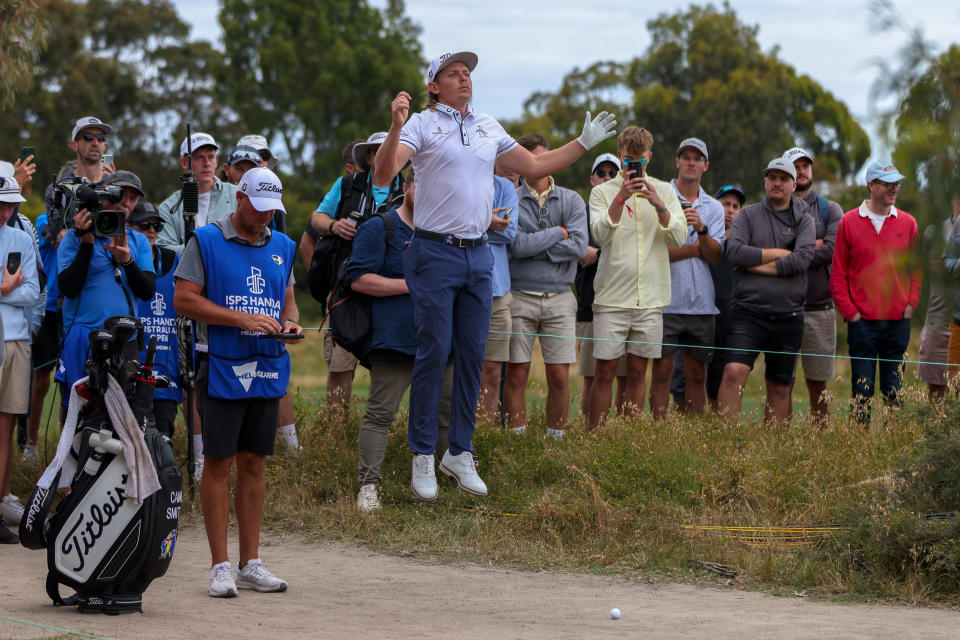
left=0, top=340, right=31, bottom=414
left=323, top=318, right=358, bottom=373
left=484, top=293, right=513, bottom=362
left=918, top=323, right=952, bottom=384
left=509, top=290, right=577, bottom=364
left=577, top=322, right=627, bottom=377
left=591, top=306, right=663, bottom=361
left=797, top=308, right=837, bottom=382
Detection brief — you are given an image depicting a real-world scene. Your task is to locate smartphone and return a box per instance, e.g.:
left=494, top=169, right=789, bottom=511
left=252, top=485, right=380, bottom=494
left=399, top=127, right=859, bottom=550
left=20, top=146, right=34, bottom=162
left=6, top=252, right=21, bottom=274
left=627, top=160, right=645, bottom=179
left=102, top=153, right=114, bottom=168
left=502, top=207, right=513, bottom=218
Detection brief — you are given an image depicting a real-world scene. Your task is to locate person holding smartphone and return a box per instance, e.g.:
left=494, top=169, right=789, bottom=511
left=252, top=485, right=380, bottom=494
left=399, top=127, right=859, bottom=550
left=587, top=126, right=687, bottom=430
left=0, top=177, right=41, bottom=543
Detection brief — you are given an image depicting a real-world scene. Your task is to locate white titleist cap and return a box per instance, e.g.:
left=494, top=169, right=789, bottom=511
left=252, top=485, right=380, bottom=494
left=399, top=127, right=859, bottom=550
left=238, top=167, right=285, bottom=213
left=70, top=116, right=113, bottom=142
left=180, top=132, right=219, bottom=158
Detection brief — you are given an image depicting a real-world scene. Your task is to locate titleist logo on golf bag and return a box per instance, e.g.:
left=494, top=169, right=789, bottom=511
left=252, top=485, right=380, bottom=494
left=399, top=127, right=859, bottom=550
left=25, top=486, right=49, bottom=532
left=60, top=472, right=129, bottom=573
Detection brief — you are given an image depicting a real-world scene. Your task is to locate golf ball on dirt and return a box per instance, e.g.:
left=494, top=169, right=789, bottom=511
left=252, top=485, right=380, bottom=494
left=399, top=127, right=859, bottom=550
left=610, top=608, right=622, bottom=619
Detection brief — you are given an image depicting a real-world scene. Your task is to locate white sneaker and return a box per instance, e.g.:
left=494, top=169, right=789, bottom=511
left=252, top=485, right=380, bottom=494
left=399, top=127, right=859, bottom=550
left=237, top=559, right=287, bottom=592
left=0, top=495, right=24, bottom=526
left=439, top=450, right=488, bottom=497
left=411, top=454, right=438, bottom=501
left=209, top=561, right=238, bottom=598
left=546, top=427, right=564, bottom=440
left=22, top=445, right=39, bottom=462
left=356, top=483, right=381, bottom=514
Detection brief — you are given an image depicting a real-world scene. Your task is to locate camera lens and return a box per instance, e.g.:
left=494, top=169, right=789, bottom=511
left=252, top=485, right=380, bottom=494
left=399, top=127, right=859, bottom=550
left=93, top=210, right=125, bottom=237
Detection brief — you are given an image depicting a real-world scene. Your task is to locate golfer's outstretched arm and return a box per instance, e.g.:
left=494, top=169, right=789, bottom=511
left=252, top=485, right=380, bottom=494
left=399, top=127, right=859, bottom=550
left=498, top=111, right=618, bottom=180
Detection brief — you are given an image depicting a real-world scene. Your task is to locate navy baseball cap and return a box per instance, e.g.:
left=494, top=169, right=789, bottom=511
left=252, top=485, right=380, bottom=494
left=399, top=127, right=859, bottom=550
left=714, top=184, right=745, bottom=204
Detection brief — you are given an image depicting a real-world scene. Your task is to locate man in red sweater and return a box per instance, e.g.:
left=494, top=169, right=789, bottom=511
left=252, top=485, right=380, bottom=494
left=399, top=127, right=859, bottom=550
left=830, top=161, right=921, bottom=423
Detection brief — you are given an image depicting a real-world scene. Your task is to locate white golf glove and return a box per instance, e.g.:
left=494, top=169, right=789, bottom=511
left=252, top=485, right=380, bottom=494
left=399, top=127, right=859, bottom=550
left=576, top=110, right=618, bottom=150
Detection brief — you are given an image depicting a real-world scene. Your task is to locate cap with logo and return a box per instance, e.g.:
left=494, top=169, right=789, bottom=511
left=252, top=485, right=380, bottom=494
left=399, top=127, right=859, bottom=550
left=352, top=132, right=388, bottom=172
left=70, top=116, right=113, bottom=142
left=783, top=147, right=814, bottom=164
left=102, top=170, right=145, bottom=197
left=677, top=137, right=708, bottom=160
left=865, top=160, right=906, bottom=184
left=591, top=153, right=622, bottom=174
left=763, top=157, right=797, bottom=180
left=714, top=184, right=746, bottom=205
left=128, top=200, right=160, bottom=226
left=0, top=177, right=26, bottom=203
left=426, top=51, right=478, bottom=84
left=227, top=145, right=261, bottom=167
left=238, top=167, right=285, bottom=213
left=180, top=132, right=219, bottom=158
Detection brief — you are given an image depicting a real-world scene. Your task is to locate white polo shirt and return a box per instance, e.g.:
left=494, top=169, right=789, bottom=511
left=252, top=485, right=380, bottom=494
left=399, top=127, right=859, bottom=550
left=400, top=103, right=517, bottom=238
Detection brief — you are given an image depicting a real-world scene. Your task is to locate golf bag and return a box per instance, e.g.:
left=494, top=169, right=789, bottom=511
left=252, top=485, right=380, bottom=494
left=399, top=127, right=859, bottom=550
left=20, top=316, right=183, bottom=615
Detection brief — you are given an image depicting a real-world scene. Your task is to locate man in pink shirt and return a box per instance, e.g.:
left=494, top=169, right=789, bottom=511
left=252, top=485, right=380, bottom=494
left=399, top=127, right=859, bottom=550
left=830, top=161, right=921, bottom=423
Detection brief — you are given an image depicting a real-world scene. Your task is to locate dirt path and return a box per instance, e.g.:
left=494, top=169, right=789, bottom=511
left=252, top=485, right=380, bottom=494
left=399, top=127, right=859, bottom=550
left=1, top=526, right=958, bottom=640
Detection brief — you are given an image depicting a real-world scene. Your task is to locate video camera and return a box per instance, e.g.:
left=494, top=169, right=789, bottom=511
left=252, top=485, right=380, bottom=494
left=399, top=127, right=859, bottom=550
left=47, top=176, right=126, bottom=238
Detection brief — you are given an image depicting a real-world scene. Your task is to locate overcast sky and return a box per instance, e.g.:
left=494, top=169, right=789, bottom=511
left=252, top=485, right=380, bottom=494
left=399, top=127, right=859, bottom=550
left=172, top=0, right=958, bottom=155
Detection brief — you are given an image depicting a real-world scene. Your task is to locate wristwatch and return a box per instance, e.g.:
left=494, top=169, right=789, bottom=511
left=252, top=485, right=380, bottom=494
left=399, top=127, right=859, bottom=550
left=696, top=227, right=708, bottom=235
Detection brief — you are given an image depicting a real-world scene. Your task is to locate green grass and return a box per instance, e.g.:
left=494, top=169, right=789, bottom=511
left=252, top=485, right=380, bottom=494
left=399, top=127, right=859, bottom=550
left=11, top=320, right=958, bottom=605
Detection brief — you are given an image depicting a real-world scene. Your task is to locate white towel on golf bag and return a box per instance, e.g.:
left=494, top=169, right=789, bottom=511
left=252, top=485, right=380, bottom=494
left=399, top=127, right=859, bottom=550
left=36, top=374, right=161, bottom=503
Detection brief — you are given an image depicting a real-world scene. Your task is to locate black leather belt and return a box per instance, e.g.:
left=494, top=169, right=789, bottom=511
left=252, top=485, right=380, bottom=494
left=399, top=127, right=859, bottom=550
left=414, top=228, right=487, bottom=248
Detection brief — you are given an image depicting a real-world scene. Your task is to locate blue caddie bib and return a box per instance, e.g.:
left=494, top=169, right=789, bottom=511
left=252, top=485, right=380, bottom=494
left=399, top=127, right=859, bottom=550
left=195, top=224, right=295, bottom=399
left=138, top=249, right=184, bottom=403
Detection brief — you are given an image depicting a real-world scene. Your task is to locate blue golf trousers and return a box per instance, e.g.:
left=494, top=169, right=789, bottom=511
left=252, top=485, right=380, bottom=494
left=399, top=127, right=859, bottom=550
left=404, top=237, right=493, bottom=456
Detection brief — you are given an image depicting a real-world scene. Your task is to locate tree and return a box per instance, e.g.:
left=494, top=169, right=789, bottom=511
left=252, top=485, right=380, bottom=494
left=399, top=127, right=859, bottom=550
left=218, top=0, right=424, bottom=184
left=504, top=3, right=871, bottom=200
left=0, top=0, right=47, bottom=109
left=0, top=0, right=230, bottom=206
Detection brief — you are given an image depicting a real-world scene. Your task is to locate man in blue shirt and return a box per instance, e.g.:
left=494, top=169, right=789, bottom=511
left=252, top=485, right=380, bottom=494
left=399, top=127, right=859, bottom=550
left=174, top=167, right=301, bottom=598
left=309, top=132, right=405, bottom=418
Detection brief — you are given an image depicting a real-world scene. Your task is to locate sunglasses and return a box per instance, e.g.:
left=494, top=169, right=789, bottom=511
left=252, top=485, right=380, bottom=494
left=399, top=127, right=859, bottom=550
left=594, top=168, right=618, bottom=179
left=81, top=133, right=107, bottom=142
left=230, top=150, right=261, bottom=165
left=537, top=205, right=549, bottom=229
left=134, top=221, right=164, bottom=232
left=872, top=181, right=902, bottom=191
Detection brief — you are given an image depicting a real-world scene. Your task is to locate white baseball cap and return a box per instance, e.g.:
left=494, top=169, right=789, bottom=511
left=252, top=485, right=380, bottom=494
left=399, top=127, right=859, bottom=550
left=70, top=116, right=113, bottom=142
left=0, top=177, right=26, bottom=203
left=783, top=147, right=814, bottom=164
left=591, top=153, right=621, bottom=174
left=0, top=161, right=14, bottom=179
left=426, top=51, right=478, bottom=83
left=180, top=132, right=220, bottom=158
left=238, top=167, right=286, bottom=213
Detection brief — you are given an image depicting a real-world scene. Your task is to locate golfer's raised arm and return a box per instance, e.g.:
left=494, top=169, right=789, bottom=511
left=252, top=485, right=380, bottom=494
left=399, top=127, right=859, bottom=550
left=499, top=111, right=618, bottom=181
left=373, top=91, right=415, bottom=188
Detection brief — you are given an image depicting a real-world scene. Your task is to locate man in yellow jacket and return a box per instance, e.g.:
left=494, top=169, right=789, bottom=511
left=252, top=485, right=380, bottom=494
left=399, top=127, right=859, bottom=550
left=587, top=126, right=686, bottom=430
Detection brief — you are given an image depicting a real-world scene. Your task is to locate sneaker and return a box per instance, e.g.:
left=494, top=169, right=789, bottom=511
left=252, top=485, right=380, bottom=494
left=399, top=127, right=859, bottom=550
left=237, top=559, right=287, bottom=592
left=0, top=517, right=17, bottom=544
left=356, top=483, right=381, bottom=514
left=22, top=445, right=39, bottom=463
left=0, top=494, right=24, bottom=526
left=411, top=454, right=438, bottom=502
left=546, top=427, right=564, bottom=440
left=193, top=455, right=204, bottom=483
left=208, top=561, right=238, bottom=598
left=439, top=450, right=488, bottom=497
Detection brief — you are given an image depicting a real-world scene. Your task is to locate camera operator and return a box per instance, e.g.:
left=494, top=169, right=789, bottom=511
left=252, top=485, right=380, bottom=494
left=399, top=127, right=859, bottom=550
left=130, top=200, right=183, bottom=438
left=0, top=177, right=41, bottom=543
left=55, top=173, right=155, bottom=410
left=157, top=133, right=237, bottom=255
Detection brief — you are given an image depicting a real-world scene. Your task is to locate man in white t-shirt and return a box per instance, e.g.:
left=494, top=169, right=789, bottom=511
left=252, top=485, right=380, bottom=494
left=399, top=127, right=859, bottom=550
left=157, top=132, right=239, bottom=255
left=374, top=51, right=616, bottom=501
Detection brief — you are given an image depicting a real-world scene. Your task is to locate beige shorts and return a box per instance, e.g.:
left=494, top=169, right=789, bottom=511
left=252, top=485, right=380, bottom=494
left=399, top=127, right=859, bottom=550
left=797, top=308, right=837, bottom=382
left=0, top=340, right=31, bottom=414
left=591, top=306, right=663, bottom=361
left=918, top=323, right=952, bottom=384
left=484, top=293, right=513, bottom=362
left=577, top=322, right=627, bottom=377
left=323, top=318, right=358, bottom=373
left=509, top=290, right=577, bottom=364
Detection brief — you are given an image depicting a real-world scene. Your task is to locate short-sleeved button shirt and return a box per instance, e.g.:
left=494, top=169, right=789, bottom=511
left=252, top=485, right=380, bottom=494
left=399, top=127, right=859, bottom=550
left=400, top=103, right=517, bottom=238
left=665, top=181, right=725, bottom=315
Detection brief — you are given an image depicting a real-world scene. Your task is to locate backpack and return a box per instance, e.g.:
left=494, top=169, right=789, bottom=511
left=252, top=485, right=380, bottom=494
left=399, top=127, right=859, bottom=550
left=816, top=195, right=829, bottom=233
left=307, top=172, right=403, bottom=311
left=328, top=212, right=395, bottom=368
